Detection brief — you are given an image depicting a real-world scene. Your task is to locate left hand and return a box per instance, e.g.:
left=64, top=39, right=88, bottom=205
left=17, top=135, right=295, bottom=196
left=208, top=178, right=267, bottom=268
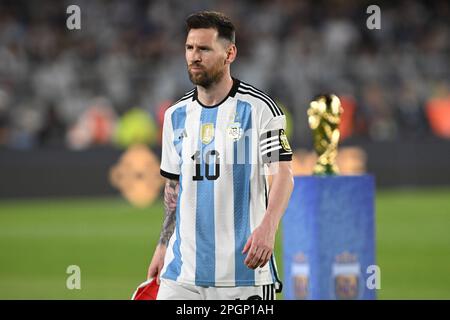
left=242, top=220, right=277, bottom=269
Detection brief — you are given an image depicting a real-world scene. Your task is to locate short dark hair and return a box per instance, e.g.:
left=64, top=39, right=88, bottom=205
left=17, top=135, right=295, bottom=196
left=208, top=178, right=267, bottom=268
left=186, top=11, right=235, bottom=44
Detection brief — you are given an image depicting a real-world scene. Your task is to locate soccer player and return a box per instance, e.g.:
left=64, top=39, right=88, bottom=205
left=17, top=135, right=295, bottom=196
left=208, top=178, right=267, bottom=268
left=147, top=11, right=294, bottom=300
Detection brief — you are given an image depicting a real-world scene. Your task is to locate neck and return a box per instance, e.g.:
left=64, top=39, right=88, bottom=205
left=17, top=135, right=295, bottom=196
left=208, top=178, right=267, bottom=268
left=196, top=74, right=233, bottom=106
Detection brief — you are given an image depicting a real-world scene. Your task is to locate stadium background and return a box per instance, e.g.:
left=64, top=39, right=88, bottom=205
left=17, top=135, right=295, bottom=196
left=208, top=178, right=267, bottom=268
left=0, top=0, right=449, bottom=299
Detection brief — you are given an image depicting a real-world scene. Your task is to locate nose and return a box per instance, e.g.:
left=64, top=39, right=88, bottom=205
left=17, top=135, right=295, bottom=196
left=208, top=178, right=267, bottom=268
left=191, top=48, right=202, bottom=63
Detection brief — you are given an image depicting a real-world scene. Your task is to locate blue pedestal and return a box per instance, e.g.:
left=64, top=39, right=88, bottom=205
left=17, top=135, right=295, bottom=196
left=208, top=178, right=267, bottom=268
left=282, top=175, right=376, bottom=300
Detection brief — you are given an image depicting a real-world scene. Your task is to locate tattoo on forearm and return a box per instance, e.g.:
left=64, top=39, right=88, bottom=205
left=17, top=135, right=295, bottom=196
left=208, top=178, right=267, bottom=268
left=159, top=179, right=179, bottom=246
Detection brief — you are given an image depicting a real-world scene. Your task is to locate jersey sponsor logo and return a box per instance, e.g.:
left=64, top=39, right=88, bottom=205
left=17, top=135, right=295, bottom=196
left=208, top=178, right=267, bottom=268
left=201, top=123, right=214, bottom=145
left=279, top=129, right=292, bottom=152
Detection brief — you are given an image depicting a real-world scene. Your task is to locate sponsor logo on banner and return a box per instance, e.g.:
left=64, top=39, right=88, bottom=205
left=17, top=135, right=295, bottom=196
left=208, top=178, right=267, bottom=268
left=291, top=253, right=309, bottom=300
left=332, top=252, right=362, bottom=300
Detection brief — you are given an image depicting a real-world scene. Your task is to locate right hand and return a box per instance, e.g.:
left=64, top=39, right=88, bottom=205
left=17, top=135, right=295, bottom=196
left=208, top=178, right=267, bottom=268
left=147, top=244, right=167, bottom=284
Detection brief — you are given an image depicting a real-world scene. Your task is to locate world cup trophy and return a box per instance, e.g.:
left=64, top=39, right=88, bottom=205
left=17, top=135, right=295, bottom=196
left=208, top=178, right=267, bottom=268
left=307, top=94, right=343, bottom=175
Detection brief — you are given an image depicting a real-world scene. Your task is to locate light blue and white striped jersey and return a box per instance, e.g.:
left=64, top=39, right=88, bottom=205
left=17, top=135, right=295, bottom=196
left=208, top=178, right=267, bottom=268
left=159, top=78, right=292, bottom=287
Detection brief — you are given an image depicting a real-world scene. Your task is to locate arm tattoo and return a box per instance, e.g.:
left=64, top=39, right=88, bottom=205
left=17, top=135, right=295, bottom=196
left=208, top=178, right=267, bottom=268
left=158, top=179, right=179, bottom=246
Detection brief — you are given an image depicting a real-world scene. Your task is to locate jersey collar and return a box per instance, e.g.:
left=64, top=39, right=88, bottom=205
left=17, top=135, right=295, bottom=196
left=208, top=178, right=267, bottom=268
left=193, top=78, right=240, bottom=108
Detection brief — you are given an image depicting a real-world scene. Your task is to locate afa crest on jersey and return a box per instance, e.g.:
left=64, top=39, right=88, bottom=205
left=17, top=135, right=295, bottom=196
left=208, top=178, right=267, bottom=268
left=201, top=123, right=214, bottom=145
left=227, top=122, right=243, bottom=141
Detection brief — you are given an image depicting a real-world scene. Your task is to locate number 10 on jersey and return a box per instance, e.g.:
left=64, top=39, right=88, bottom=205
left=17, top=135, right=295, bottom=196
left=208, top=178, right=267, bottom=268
left=191, top=150, right=220, bottom=181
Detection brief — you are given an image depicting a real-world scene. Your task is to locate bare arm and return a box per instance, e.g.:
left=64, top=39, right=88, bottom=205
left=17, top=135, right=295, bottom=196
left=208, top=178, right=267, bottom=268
left=243, top=161, right=294, bottom=269
left=148, top=179, right=179, bottom=282
left=262, top=161, right=294, bottom=232
left=158, top=179, right=179, bottom=246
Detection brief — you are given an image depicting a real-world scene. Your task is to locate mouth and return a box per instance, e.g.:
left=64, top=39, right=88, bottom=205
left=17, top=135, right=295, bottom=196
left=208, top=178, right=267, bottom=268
left=189, top=65, right=204, bottom=71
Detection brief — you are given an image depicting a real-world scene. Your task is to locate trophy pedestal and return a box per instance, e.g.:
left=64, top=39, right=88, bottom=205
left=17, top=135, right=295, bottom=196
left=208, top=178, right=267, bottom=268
left=282, top=175, right=376, bottom=300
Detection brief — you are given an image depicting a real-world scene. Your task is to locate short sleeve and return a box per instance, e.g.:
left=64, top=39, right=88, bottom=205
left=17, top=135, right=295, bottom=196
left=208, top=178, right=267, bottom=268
left=259, top=107, right=293, bottom=164
left=160, top=110, right=181, bottom=180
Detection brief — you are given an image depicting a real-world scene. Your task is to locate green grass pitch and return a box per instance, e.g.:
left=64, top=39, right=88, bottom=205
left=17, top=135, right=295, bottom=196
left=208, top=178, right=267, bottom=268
left=0, top=188, right=449, bottom=299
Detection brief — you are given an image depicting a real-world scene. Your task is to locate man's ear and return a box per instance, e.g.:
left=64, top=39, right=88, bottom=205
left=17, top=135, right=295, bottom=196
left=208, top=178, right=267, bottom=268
left=225, top=44, right=237, bottom=64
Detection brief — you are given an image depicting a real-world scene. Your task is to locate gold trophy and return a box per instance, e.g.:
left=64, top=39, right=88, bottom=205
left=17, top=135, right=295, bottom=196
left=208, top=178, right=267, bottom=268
left=307, top=94, right=343, bottom=175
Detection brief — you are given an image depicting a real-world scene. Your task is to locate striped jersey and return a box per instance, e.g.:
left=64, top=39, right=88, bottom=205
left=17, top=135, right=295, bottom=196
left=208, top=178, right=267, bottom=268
left=159, top=78, right=292, bottom=287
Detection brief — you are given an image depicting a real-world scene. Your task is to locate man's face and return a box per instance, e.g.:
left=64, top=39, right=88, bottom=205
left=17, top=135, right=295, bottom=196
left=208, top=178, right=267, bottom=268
left=185, top=28, right=230, bottom=88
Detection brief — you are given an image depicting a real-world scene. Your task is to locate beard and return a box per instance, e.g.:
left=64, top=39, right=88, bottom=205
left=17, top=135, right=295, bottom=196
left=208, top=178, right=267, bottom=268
left=188, top=62, right=225, bottom=88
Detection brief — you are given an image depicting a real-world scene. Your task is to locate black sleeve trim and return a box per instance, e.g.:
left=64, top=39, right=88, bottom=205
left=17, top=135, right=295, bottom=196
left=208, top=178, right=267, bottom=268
left=279, top=154, right=293, bottom=161
left=160, top=169, right=180, bottom=180
left=263, top=153, right=293, bottom=164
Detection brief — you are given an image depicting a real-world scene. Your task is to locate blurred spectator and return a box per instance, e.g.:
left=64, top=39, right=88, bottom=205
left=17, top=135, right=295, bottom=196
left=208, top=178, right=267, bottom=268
left=425, top=81, right=450, bottom=139
left=360, top=83, right=398, bottom=141
left=394, top=81, right=429, bottom=139
left=113, top=107, right=157, bottom=149
left=0, top=0, right=448, bottom=149
left=67, top=97, right=117, bottom=150
left=37, top=102, right=67, bottom=147
left=0, top=87, right=11, bottom=145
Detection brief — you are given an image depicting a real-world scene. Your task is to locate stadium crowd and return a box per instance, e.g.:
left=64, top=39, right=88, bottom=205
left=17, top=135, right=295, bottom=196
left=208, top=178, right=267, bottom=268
left=0, top=0, right=448, bottom=150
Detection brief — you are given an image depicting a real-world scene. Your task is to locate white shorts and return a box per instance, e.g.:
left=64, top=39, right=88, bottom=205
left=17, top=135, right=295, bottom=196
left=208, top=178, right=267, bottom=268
left=157, top=278, right=276, bottom=300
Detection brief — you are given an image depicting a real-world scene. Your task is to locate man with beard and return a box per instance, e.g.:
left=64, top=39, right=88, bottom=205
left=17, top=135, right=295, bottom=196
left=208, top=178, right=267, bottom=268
left=147, top=11, right=294, bottom=300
